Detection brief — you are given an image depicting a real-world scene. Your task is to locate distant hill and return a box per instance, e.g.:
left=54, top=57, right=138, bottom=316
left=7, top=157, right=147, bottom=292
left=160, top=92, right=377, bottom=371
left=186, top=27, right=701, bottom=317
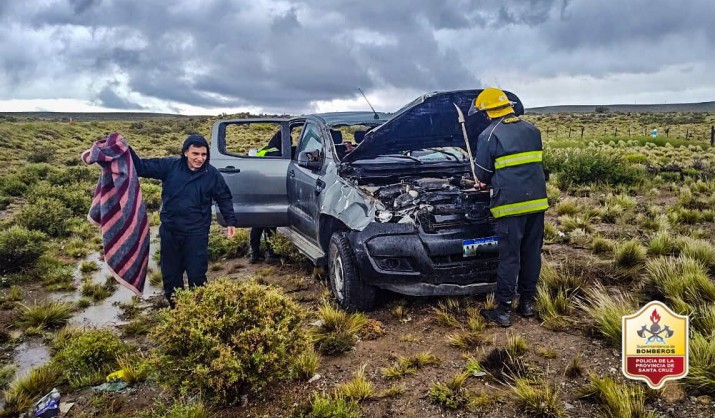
left=0, top=111, right=195, bottom=121
left=527, top=101, right=715, bottom=114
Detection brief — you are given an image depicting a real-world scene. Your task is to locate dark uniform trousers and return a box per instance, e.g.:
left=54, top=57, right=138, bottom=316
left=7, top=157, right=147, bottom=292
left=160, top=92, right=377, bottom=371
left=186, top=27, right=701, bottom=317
left=159, top=223, right=209, bottom=304
left=250, top=227, right=277, bottom=255
left=495, top=211, right=544, bottom=306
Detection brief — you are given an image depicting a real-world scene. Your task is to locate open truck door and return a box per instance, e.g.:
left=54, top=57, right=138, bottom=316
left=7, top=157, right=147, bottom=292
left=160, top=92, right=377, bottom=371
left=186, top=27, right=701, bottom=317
left=210, top=118, right=293, bottom=228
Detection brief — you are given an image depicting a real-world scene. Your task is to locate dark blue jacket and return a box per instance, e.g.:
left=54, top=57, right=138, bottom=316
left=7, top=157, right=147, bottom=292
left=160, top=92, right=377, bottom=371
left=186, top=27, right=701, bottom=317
left=130, top=135, right=237, bottom=234
left=475, top=115, right=548, bottom=218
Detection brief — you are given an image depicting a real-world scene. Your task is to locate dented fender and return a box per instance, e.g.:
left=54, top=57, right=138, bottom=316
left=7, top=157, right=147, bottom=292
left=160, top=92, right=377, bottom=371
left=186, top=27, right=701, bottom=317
left=319, top=165, right=381, bottom=231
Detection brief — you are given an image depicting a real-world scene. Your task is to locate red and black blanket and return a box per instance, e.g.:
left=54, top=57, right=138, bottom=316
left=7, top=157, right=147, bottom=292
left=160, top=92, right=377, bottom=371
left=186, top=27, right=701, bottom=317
left=82, top=133, right=149, bottom=295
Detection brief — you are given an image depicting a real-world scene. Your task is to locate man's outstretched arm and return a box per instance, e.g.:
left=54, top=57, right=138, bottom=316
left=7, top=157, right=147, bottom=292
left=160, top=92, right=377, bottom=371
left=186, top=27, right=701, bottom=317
left=129, top=147, right=171, bottom=180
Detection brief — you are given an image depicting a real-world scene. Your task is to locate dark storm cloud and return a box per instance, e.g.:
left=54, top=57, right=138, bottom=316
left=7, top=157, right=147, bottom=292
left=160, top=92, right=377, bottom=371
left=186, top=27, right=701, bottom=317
left=97, top=84, right=145, bottom=109
left=0, top=0, right=713, bottom=111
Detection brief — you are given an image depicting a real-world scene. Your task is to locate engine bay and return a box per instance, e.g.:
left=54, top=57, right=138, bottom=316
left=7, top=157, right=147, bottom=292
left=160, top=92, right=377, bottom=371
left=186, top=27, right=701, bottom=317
left=358, top=176, right=493, bottom=232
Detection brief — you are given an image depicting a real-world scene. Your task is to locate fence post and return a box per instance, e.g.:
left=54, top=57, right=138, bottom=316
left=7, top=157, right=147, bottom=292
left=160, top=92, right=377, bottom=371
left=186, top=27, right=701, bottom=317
left=614, top=127, right=617, bottom=136
left=686, top=128, right=689, bottom=139
left=665, top=127, right=669, bottom=138
left=628, top=127, right=631, bottom=137
left=568, top=127, right=572, bottom=138
left=581, top=127, right=584, bottom=138
left=711, top=126, right=714, bottom=147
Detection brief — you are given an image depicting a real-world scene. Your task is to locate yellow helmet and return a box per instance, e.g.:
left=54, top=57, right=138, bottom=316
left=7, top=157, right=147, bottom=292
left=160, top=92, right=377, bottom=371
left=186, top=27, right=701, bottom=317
left=474, top=87, right=514, bottom=119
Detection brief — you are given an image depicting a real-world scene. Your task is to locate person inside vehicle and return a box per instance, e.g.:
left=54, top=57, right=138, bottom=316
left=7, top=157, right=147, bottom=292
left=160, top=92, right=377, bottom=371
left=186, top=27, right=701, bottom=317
left=129, top=135, right=237, bottom=307
left=472, top=88, right=548, bottom=328
left=249, top=130, right=282, bottom=263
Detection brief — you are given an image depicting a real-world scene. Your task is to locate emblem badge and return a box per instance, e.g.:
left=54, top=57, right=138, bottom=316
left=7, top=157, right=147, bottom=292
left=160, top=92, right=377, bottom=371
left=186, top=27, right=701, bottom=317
left=622, top=301, right=689, bottom=389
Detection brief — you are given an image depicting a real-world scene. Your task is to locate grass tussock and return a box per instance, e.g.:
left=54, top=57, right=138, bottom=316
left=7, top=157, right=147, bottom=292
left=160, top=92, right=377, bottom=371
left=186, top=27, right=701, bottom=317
left=334, top=364, right=373, bottom=402
left=565, top=354, right=585, bottom=378
left=512, top=378, right=569, bottom=418
left=578, top=285, right=636, bottom=348
left=591, top=236, right=616, bottom=255
left=685, top=332, right=715, bottom=394
left=148, top=270, right=163, bottom=287
left=3, top=365, right=62, bottom=414
left=291, top=348, right=320, bottom=380
left=16, top=300, right=74, bottom=330
left=481, top=347, right=532, bottom=383
left=381, top=352, right=441, bottom=379
left=506, top=334, right=528, bottom=357
left=642, top=256, right=715, bottom=309
left=647, top=232, right=679, bottom=256
left=312, top=303, right=367, bottom=355
left=378, top=384, right=405, bottom=398
left=613, top=239, right=647, bottom=268
left=294, top=393, right=361, bottom=418
left=446, top=309, right=487, bottom=349
left=536, top=262, right=582, bottom=330
left=429, top=373, right=469, bottom=410
left=578, top=373, right=657, bottom=418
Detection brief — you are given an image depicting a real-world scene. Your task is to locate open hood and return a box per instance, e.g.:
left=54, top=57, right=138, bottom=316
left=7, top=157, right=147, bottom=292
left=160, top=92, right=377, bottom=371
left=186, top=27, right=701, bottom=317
left=343, top=89, right=524, bottom=162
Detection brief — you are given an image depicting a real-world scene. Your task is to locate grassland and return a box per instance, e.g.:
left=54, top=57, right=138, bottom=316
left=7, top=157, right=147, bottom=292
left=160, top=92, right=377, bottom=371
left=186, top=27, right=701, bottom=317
left=0, top=110, right=714, bottom=417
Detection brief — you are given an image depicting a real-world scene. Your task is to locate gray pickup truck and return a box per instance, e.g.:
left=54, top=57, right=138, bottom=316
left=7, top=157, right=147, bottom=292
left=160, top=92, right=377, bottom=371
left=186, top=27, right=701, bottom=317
left=211, top=89, right=524, bottom=311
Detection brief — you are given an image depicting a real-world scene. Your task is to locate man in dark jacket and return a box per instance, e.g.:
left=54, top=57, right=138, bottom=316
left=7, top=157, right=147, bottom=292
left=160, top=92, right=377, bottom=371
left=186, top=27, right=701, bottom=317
left=472, top=88, right=548, bottom=327
left=130, top=135, right=237, bottom=306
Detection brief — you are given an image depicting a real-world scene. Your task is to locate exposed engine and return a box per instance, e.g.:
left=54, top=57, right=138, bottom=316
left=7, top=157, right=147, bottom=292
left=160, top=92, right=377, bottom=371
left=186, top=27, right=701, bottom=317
left=359, top=176, right=493, bottom=233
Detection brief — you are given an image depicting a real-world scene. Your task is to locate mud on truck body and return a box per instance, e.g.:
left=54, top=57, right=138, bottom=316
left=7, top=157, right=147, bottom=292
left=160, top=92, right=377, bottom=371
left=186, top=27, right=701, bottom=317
left=211, top=89, right=525, bottom=311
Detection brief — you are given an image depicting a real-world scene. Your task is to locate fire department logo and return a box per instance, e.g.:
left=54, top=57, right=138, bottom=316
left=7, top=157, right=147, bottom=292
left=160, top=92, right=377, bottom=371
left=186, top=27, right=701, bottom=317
left=622, top=301, right=688, bottom=389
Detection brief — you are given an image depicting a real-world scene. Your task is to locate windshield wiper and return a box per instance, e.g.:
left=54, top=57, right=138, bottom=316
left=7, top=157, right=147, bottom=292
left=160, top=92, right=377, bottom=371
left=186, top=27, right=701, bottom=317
left=379, top=154, right=421, bottom=163
left=423, top=148, right=463, bottom=161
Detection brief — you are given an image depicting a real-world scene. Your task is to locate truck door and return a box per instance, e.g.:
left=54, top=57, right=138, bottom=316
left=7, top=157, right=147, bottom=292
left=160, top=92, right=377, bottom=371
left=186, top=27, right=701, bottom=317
left=287, top=120, right=325, bottom=240
left=210, top=119, right=291, bottom=228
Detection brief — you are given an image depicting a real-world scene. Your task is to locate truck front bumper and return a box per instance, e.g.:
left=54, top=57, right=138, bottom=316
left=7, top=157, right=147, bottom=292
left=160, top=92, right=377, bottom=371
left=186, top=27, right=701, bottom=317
left=349, top=222, right=498, bottom=297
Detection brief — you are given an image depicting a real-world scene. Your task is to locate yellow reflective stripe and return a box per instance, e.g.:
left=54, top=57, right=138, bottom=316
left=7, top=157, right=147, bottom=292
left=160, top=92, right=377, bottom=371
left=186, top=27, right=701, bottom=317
left=494, top=151, right=542, bottom=169
left=490, top=198, right=549, bottom=218
left=256, top=147, right=279, bottom=156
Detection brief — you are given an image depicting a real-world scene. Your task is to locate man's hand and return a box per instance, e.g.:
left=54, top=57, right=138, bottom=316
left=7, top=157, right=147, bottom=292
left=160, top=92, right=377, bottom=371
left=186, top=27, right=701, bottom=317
left=226, top=226, right=236, bottom=238
left=477, top=180, right=487, bottom=189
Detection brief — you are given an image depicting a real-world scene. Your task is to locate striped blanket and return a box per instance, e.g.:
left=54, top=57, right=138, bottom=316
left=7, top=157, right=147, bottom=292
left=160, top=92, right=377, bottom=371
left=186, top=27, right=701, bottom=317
left=82, top=133, right=148, bottom=295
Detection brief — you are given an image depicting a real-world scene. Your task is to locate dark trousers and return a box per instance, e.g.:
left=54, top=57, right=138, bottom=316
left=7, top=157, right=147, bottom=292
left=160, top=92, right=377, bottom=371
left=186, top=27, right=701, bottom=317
left=494, top=211, right=545, bottom=306
left=159, top=224, right=209, bottom=305
left=249, top=227, right=276, bottom=255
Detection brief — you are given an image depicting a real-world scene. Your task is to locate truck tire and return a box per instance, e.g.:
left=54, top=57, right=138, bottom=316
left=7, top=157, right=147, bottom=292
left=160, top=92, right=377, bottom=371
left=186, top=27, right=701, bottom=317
left=328, top=231, right=376, bottom=312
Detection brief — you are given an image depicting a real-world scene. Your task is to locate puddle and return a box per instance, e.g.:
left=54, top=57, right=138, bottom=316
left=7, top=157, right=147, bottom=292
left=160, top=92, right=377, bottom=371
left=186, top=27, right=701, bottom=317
left=12, top=340, right=51, bottom=380
left=52, top=228, right=162, bottom=327
left=9, top=228, right=163, bottom=381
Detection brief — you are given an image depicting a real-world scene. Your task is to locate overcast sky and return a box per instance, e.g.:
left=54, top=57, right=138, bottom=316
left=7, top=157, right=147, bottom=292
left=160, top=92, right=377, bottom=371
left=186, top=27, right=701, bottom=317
left=0, top=0, right=713, bottom=114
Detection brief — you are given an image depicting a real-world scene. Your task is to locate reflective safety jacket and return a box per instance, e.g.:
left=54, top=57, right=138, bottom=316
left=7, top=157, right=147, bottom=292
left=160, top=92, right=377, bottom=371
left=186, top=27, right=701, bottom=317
left=474, top=115, right=548, bottom=218
left=256, top=146, right=280, bottom=157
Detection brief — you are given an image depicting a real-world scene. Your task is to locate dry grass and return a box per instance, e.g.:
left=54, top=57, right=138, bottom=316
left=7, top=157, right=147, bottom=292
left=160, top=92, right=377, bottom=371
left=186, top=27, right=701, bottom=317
left=578, top=373, right=657, bottom=418
left=16, top=300, right=74, bottom=330
left=292, top=348, right=320, bottom=380
left=334, top=364, right=373, bottom=402
left=3, top=365, right=62, bottom=414
left=613, top=239, right=647, bottom=268
left=381, top=352, right=441, bottom=379
left=311, top=303, right=367, bottom=355
left=578, top=285, right=636, bottom=348
left=512, top=377, right=569, bottom=418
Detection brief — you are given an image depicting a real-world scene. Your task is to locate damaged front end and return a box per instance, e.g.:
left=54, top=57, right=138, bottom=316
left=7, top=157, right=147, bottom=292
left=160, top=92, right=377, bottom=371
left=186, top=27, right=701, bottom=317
left=335, top=167, right=499, bottom=296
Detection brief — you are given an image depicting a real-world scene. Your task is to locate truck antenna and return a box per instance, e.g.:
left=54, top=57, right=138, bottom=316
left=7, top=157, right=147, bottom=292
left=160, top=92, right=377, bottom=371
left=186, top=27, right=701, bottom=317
left=358, top=88, right=380, bottom=119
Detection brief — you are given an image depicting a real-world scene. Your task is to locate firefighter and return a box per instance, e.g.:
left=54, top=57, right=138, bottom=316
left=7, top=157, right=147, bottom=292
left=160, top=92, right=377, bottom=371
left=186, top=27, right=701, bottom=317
left=472, top=87, right=548, bottom=327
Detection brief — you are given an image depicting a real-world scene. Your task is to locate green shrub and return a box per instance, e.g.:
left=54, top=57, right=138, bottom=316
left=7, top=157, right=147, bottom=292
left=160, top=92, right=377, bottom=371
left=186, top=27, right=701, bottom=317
left=26, top=182, right=91, bottom=216
left=15, top=197, right=72, bottom=237
left=545, top=150, right=644, bottom=188
left=686, top=332, right=715, bottom=394
left=0, top=174, right=28, bottom=196
left=26, top=147, right=55, bottom=163
left=51, top=328, right=130, bottom=388
left=140, top=182, right=163, bottom=211
left=47, top=166, right=96, bottom=186
left=0, top=226, right=46, bottom=273
left=207, top=225, right=250, bottom=261
left=150, top=279, right=307, bottom=403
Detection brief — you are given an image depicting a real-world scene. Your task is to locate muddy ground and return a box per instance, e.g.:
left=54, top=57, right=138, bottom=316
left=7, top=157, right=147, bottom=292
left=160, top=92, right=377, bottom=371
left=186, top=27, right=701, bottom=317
left=3, top=235, right=714, bottom=417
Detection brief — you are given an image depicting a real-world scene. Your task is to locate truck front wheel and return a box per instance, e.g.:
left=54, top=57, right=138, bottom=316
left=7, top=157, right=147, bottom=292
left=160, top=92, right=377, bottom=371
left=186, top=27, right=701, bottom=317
left=328, top=232, right=376, bottom=312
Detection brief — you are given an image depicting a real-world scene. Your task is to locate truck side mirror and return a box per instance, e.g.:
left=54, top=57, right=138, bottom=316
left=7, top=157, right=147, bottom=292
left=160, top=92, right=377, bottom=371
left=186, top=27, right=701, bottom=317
left=297, top=150, right=322, bottom=171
